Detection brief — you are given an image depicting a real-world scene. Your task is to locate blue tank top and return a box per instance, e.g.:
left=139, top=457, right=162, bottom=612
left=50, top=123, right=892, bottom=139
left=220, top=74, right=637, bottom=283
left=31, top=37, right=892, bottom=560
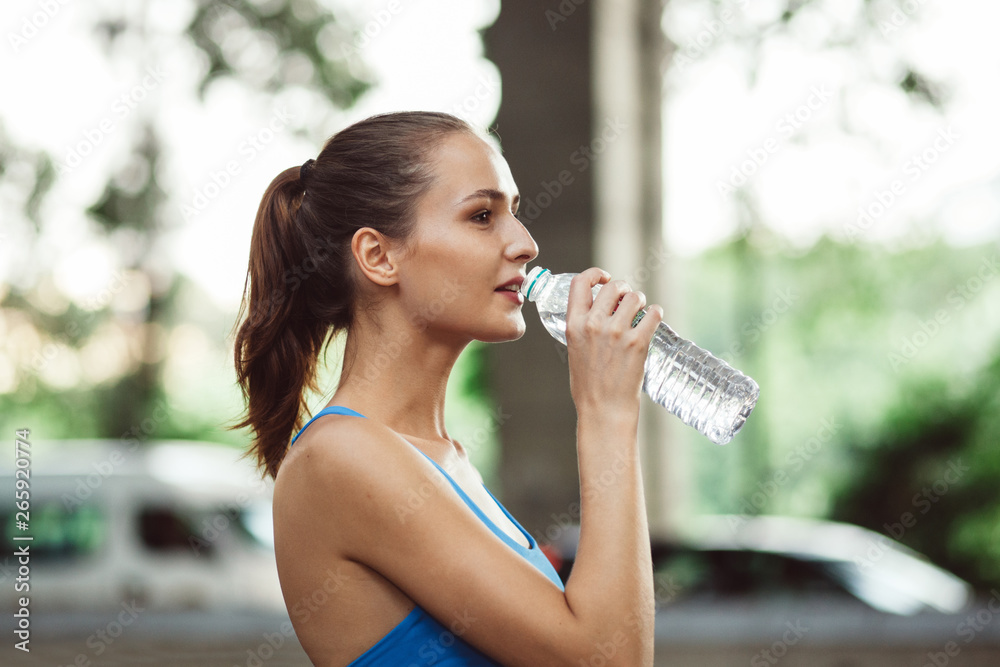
left=290, top=405, right=565, bottom=666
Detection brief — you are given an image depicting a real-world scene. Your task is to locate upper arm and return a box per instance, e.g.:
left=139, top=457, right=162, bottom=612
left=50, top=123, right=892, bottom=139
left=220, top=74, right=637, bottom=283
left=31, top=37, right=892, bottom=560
left=298, top=418, right=593, bottom=666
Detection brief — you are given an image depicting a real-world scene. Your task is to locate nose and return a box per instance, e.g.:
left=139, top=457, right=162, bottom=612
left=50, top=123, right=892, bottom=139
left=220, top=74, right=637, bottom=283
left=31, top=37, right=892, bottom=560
left=506, top=217, right=539, bottom=264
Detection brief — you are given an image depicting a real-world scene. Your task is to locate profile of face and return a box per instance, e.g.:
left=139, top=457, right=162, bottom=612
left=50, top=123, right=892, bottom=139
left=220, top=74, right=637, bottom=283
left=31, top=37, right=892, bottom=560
left=389, top=132, right=539, bottom=344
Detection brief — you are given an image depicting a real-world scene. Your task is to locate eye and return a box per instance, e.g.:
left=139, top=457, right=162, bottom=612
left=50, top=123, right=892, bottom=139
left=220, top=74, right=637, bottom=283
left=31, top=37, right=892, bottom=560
left=471, top=209, right=492, bottom=224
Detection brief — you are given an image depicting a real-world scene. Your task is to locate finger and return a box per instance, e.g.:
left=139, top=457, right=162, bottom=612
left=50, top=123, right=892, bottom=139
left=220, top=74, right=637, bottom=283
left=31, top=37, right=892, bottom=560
left=567, top=268, right=611, bottom=325
left=633, top=303, right=663, bottom=342
left=593, top=279, right=632, bottom=315
left=606, top=290, right=645, bottom=328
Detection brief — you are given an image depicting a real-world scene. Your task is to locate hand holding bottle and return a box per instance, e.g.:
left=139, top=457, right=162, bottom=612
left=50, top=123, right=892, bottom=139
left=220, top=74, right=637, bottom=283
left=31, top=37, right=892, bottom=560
left=521, top=266, right=760, bottom=445
left=564, top=268, right=664, bottom=416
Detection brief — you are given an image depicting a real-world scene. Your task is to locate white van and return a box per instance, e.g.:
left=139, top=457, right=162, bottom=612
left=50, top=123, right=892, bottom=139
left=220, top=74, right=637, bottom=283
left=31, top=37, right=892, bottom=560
left=0, top=439, right=283, bottom=612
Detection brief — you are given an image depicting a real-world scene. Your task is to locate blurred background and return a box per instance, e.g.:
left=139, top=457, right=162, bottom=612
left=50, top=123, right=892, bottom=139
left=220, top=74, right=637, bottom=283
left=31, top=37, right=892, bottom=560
left=2, top=0, right=1000, bottom=664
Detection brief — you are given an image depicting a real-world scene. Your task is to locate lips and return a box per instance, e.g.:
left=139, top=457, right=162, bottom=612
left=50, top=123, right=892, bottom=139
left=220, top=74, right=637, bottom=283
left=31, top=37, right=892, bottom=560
left=494, top=276, right=525, bottom=293
left=495, top=276, right=525, bottom=304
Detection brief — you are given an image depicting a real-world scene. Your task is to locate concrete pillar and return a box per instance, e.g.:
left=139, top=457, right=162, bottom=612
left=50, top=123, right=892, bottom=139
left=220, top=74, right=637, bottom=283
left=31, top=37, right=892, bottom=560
left=484, top=0, right=595, bottom=536
left=592, top=0, right=681, bottom=535
left=485, top=0, right=679, bottom=538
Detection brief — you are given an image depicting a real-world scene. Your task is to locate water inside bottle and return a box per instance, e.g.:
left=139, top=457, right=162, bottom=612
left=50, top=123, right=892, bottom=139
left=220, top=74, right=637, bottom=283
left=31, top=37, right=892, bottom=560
left=526, top=266, right=758, bottom=444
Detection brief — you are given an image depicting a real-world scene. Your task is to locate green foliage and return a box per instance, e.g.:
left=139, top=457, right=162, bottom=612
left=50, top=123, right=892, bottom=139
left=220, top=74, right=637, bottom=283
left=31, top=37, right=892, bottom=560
left=830, top=353, right=1000, bottom=590
left=0, top=123, right=55, bottom=231
left=2, top=0, right=366, bottom=450
left=86, top=127, right=166, bottom=233
left=183, top=0, right=369, bottom=106
left=679, top=233, right=1000, bottom=590
left=446, top=342, right=503, bottom=486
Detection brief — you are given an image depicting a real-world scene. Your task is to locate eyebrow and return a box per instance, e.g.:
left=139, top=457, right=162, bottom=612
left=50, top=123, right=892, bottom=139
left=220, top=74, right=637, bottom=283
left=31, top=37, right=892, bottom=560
left=457, top=188, right=520, bottom=208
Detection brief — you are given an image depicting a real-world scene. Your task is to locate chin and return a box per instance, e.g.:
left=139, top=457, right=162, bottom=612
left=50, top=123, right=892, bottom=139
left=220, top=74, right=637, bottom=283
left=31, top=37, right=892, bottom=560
left=476, top=319, right=526, bottom=344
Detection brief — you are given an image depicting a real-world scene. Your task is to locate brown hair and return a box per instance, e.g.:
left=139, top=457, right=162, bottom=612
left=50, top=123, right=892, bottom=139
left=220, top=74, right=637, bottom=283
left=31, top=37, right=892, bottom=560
left=231, top=111, right=476, bottom=478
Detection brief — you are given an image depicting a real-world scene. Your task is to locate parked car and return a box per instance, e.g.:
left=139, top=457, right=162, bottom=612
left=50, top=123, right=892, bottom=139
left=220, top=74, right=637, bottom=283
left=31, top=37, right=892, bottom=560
left=0, top=439, right=282, bottom=612
left=543, top=515, right=1000, bottom=662
left=545, top=514, right=974, bottom=616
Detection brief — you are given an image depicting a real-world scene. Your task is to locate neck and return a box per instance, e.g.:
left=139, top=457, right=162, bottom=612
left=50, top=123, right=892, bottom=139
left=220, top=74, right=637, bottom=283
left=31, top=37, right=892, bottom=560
left=331, top=308, right=467, bottom=445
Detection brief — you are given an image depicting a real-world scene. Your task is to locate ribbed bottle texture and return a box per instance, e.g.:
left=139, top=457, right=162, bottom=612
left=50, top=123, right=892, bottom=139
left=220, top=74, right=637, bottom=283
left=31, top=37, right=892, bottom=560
left=521, top=267, right=759, bottom=445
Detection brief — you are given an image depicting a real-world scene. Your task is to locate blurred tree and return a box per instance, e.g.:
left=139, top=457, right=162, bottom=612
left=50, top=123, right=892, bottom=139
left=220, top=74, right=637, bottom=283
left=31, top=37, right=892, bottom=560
left=663, top=0, right=952, bottom=508
left=830, top=354, right=1000, bottom=590
left=668, top=0, right=949, bottom=110
left=679, top=234, right=1000, bottom=590
left=1, top=0, right=367, bottom=442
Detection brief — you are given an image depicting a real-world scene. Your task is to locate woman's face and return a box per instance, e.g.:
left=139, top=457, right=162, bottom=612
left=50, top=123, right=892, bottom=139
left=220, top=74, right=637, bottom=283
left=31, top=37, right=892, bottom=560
left=393, top=131, right=539, bottom=344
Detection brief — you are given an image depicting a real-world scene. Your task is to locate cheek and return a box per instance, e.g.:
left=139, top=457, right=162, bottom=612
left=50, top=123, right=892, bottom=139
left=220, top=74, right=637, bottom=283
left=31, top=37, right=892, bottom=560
left=402, top=277, right=468, bottom=328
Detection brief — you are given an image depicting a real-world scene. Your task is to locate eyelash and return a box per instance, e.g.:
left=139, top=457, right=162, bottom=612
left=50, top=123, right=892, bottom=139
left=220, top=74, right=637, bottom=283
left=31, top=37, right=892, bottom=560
left=472, top=209, right=521, bottom=224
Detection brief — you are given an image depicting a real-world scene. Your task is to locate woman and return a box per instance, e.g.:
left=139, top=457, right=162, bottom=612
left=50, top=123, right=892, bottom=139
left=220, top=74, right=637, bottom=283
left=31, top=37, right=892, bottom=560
left=232, top=111, right=663, bottom=666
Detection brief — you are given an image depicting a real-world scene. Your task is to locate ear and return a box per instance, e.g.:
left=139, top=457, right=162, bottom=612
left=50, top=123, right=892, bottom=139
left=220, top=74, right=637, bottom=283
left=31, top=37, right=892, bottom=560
left=351, top=227, right=401, bottom=287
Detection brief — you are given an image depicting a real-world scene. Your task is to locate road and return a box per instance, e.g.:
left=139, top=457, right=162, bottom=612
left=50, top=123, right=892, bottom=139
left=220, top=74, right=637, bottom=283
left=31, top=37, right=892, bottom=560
left=0, top=609, right=311, bottom=666
left=3, top=603, right=1000, bottom=666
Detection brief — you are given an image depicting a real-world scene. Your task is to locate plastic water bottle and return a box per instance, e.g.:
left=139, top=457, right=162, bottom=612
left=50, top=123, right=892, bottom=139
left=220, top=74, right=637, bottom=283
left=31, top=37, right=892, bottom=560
left=520, top=267, right=759, bottom=445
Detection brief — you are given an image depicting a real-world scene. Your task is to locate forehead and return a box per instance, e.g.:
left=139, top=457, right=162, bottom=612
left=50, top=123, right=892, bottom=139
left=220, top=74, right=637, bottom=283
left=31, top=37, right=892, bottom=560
left=424, top=132, right=517, bottom=202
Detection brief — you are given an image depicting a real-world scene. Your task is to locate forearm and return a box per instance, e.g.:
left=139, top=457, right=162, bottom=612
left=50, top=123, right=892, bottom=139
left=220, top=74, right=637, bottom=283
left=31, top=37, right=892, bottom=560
left=563, top=405, right=654, bottom=665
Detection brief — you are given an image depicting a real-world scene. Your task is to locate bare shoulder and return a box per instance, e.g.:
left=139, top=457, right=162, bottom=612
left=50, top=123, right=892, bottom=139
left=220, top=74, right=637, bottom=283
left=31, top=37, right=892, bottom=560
left=273, top=414, right=431, bottom=550
left=278, top=413, right=409, bottom=483
left=272, top=414, right=598, bottom=665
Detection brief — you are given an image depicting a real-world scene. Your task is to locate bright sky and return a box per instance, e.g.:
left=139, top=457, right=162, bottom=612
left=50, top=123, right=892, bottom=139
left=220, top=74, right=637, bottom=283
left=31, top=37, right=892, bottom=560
left=2, top=0, right=998, bottom=312
left=0, top=0, right=500, bottom=312
left=663, top=0, right=1000, bottom=253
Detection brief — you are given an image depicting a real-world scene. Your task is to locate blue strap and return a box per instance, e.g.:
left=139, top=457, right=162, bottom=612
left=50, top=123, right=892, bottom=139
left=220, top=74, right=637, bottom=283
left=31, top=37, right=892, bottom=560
left=290, top=405, right=366, bottom=445
left=290, top=405, right=564, bottom=590
left=290, top=405, right=537, bottom=551
left=416, top=451, right=538, bottom=553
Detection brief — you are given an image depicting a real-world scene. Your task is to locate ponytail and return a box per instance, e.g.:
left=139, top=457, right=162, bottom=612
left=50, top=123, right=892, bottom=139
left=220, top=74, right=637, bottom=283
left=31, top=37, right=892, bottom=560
left=232, top=166, right=330, bottom=479
left=231, top=111, right=479, bottom=478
